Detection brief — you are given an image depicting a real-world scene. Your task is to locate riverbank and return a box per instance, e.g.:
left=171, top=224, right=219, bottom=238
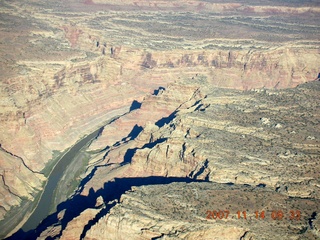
left=3, top=107, right=130, bottom=239
left=2, top=129, right=102, bottom=239
left=21, top=127, right=102, bottom=232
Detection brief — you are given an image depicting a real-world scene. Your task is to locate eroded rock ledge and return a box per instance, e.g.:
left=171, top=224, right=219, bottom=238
left=1, top=0, right=320, bottom=238
left=86, top=182, right=320, bottom=240
left=29, top=80, right=320, bottom=240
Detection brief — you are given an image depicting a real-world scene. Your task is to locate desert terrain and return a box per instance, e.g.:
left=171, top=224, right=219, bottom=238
left=0, top=0, right=319, bottom=239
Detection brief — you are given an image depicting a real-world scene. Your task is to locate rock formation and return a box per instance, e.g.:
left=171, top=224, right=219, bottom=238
left=0, top=0, right=319, bottom=239
left=86, top=182, right=320, bottom=240
left=15, top=79, right=319, bottom=240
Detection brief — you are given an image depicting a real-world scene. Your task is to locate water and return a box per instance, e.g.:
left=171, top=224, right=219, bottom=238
left=21, top=128, right=102, bottom=232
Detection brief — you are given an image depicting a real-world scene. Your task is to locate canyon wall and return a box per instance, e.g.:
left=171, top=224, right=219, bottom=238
left=0, top=0, right=319, bottom=238
left=35, top=79, right=320, bottom=240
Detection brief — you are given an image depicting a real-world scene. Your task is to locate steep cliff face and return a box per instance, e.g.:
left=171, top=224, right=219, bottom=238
left=127, top=81, right=320, bottom=197
left=85, top=182, right=320, bottom=240
left=91, top=0, right=320, bottom=14
left=1, top=0, right=319, bottom=238
left=0, top=148, right=45, bottom=220
left=32, top=80, right=320, bottom=239
left=83, top=79, right=320, bottom=199
left=0, top=54, right=141, bottom=225
left=4, top=27, right=317, bottom=219
left=137, top=48, right=319, bottom=89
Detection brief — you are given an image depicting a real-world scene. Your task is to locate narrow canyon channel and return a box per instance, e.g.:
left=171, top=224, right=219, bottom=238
left=21, top=127, right=102, bottom=232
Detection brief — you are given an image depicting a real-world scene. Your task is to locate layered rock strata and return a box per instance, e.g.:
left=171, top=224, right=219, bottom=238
left=32, top=80, right=320, bottom=239
left=86, top=182, right=320, bottom=240
left=0, top=0, right=319, bottom=238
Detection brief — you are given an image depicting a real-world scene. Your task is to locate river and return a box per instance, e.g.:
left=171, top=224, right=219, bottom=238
left=21, top=127, right=102, bottom=232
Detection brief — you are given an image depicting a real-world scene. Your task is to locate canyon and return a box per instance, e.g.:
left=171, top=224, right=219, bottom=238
left=0, top=0, right=319, bottom=239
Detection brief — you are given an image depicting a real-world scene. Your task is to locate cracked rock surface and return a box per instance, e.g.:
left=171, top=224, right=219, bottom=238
left=33, top=80, right=320, bottom=240
left=1, top=0, right=320, bottom=238
left=85, top=182, right=320, bottom=240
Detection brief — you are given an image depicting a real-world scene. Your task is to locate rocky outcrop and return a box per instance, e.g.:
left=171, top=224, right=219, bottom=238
left=0, top=147, right=45, bottom=219
left=0, top=0, right=319, bottom=238
left=31, top=80, right=320, bottom=239
left=135, top=47, right=320, bottom=89
left=91, top=0, right=320, bottom=15
left=83, top=80, right=320, bottom=199
left=85, top=182, right=320, bottom=240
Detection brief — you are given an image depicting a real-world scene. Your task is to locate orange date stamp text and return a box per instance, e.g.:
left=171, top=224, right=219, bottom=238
left=206, top=210, right=301, bottom=220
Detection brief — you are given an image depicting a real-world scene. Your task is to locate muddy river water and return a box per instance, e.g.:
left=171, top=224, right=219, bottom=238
left=21, top=127, right=102, bottom=232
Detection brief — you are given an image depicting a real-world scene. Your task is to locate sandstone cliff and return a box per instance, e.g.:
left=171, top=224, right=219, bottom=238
left=1, top=0, right=319, bottom=238
left=30, top=80, right=320, bottom=240
left=85, top=182, right=320, bottom=240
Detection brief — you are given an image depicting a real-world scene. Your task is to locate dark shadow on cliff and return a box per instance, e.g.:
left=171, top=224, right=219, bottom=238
left=189, top=159, right=209, bottom=179
left=153, top=86, right=165, bottom=95
left=5, top=228, right=35, bottom=240
left=129, top=100, right=142, bottom=111
left=155, top=111, right=177, bottom=128
left=80, top=176, right=206, bottom=239
left=93, top=100, right=143, bottom=154
left=7, top=132, right=178, bottom=240
left=74, top=124, right=145, bottom=205
left=7, top=176, right=205, bottom=240
left=6, top=188, right=98, bottom=240
left=123, top=137, right=167, bottom=164
left=126, top=124, right=143, bottom=140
